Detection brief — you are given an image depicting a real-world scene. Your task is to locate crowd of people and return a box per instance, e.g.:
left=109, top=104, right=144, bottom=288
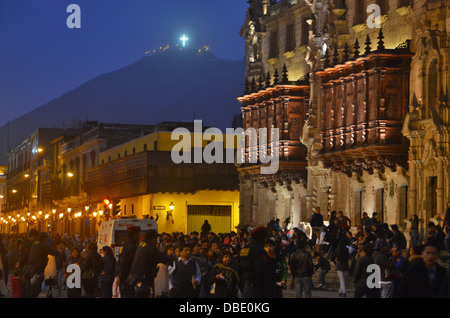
left=0, top=208, right=449, bottom=299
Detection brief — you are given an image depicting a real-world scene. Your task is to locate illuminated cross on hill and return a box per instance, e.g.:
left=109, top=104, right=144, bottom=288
left=180, top=35, right=189, bottom=47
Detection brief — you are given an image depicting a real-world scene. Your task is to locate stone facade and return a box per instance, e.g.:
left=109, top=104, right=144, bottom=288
left=239, top=0, right=449, bottom=240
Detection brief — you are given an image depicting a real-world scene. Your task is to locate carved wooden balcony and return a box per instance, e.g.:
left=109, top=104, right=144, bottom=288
left=315, top=38, right=413, bottom=176
left=237, top=69, right=310, bottom=184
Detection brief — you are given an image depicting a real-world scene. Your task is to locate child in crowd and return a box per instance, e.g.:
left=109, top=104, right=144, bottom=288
left=10, top=269, right=21, bottom=298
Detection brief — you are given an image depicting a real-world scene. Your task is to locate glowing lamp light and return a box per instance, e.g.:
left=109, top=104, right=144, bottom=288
left=67, top=172, right=74, bottom=178
left=169, top=202, right=175, bottom=211
left=12, top=189, right=17, bottom=193
left=59, top=213, right=64, bottom=219
left=37, top=148, right=44, bottom=153
left=93, top=212, right=97, bottom=217
left=31, top=215, right=36, bottom=221
left=24, top=173, right=30, bottom=178
left=99, top=210, right=104, bottom=216
left=52, top=209, right=56, bottom=214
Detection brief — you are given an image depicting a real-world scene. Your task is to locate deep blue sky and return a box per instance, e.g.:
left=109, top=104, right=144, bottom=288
left=0, top=0, right=249, bottom=127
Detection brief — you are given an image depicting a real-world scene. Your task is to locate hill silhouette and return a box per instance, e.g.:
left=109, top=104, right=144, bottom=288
left=0, top=49, right=245, bottom=165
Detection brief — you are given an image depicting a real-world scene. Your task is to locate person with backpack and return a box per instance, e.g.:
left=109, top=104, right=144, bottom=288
left=115, top=225, right=141, bottom=298
left=81, top=242, right=104, bottom=298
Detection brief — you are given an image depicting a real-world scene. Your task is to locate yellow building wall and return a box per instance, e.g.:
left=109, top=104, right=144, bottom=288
left=117, top=190, right=240, bottom=235
left=99, top=131, right=240, bottom=164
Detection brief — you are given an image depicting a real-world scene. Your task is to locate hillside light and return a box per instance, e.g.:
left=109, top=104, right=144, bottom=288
left=180, top=35, right=189, bottom=47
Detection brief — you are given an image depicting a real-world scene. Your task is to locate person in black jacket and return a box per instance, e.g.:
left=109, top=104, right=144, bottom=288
left=81, top=242, right=104, bottom=298
left=17, top=229, right=38, bottom=298
left=26, top=232, right=55, bottom=298
left=396, top=244, right=447, bottom=298
left=313, top=252, right=330, bottom=289
left=115, top=225, right=140, bottom=298
left=237, top=227, right=274, bottom=298
left=99, top=246, right=116, bottom=298
left=388, top=225, right=407, bottom=250
left=353, top=244, right=380, bottom=298
left=309, top=207, right=324, bottom=230
left=289, top=238, right=314, bottom=298
left=208, top=250, right=239, bottom=298
left=127, top=230, right=173, bottom=298
left=440, top=266, right=450, bottom=298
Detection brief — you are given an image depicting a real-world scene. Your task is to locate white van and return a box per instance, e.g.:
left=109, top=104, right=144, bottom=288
left=96, top=218, right=158, bottom=259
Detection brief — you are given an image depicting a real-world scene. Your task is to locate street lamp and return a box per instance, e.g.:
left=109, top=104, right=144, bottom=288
left=67, top=172, right=74, bottom=178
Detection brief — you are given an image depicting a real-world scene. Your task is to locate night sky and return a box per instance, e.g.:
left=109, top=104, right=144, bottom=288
left=0, top=0, right=249, bottom=127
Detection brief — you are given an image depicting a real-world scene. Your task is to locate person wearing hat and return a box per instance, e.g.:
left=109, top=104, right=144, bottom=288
left=373, top=238, right=396, bottom=298
left=237, top=226, right=274, bottom=298
left=115, top=225, right=141, bottom=297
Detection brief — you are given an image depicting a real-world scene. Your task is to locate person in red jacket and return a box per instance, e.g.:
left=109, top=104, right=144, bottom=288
left=338, top=211, right=352, bottom=231
left=10, top=270, right=21, bottom=298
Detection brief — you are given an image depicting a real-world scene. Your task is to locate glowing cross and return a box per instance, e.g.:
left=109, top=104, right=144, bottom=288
left=180, top=35, right=189, bottom=47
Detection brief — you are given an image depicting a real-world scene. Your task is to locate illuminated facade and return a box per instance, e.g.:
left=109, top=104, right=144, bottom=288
left=87, top=122, right=240, bottom=234
left=238, top=0, right=448, bottom=239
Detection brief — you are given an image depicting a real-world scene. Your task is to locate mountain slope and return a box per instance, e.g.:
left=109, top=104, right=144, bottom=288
left=0, top=50, right=245, bottom=164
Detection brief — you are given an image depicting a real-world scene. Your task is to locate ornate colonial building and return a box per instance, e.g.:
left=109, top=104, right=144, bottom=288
left=238, top=0, right=449, bottom=239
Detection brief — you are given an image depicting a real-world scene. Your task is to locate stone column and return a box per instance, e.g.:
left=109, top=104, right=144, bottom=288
left=437, top=157, right=444, bottom=217
left=408, top=160, right=417, bottom=217
left=252, top=182, right=259, bottom=225
left=329, top=172, right=338, bottom=211
left=305, top=167, right=314, bottom=217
